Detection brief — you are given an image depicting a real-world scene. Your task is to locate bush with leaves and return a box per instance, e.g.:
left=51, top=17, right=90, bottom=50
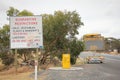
left=0, top=52, right=14, bottom=66
left=69, top=39, right=84, bottom=64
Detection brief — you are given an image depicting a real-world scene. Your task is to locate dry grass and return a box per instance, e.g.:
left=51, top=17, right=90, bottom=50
left=0, top=65, right=34, bottom=80
left=75, top=57, right=85, bottom=65
left=0, top=66, right=33, bottom=75
left=0, top=60, right=5, bottom=71
left=0, top=65, right=48, bottom=80
left=0, top=68, right=47, bottom=80
left=0, top=60, right=53, bottom=80
left=0, top=72, right=33, bottom=80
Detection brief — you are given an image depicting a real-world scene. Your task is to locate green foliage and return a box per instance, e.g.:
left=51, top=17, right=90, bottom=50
left=18, top=10, right=33, bottom=16
left=69, top=39, right=84, bottom=64
left=0, top=25, right=13, bottom=66
left=6, top=7, right=19, bottom=16
left=0, top=52, right=14, bottom=66
left=56, top=39, right=84, bottom=64
left=43, top=10, right=83, bottom=51
left=70, top=40, right=84, bottom=56
left=42, top=10, right=84, bottom=64
left=6, top=7, right=33, bottom=16
left=0, top=24, right=10, bottom=47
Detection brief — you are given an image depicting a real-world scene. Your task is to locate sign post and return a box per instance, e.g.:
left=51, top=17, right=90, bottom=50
left=35, top=48, right=39, bottom=80
left=15, top=49, right=18, bottom=74
left=10, top=16, right=43, bottom=78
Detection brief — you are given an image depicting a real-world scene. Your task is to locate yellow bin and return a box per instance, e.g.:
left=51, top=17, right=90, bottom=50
left=62, top=54, right=71, bottom=69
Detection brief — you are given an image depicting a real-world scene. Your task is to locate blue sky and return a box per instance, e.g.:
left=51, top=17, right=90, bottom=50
left=0, top=0, right=120, bottom=39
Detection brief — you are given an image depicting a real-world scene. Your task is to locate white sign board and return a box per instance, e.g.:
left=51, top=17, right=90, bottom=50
left=10, top=16, right=43, bottom=49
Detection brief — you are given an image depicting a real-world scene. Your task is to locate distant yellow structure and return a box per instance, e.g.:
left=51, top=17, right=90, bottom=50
left=83, top=33, right=105, bottom=51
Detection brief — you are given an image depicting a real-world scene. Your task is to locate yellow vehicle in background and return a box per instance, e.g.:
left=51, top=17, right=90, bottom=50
left=79, top=33, right=105, bottom=64
left=82, top=33, right=105, bottom=63
left=83, top=33, right=105, bottom=51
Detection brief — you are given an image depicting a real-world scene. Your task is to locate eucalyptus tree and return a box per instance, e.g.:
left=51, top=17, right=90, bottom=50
left=42, top=10, right=84, bottom=64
